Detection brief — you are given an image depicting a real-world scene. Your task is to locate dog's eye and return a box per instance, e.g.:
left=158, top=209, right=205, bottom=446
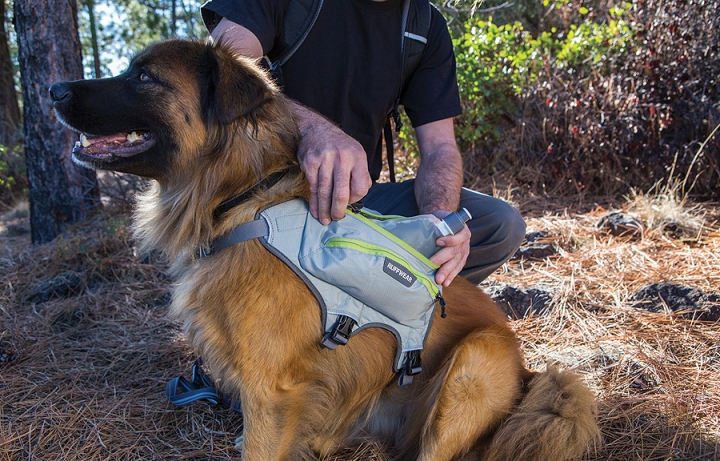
left=139, top=72, right=151, bottom=82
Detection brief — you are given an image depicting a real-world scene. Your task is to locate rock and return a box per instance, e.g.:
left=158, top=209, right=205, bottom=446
left=512, top=231, right=558, bottom=261
left=525, top=231, right=549, bottom=243
left=513, top=243, right=557, bottom=261
left=488, top=284, right=553, bottom=319
left=630, top=282, right=720, bottom=321
left=596, top=212, right=644, bottom=237
left=26, top=272, right=83, bottom=304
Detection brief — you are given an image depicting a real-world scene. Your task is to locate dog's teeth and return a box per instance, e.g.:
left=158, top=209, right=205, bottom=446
left=80, top=134, right=90, bottom=147
left=127, top=131, right=139, bottom=143
left=74, top=141, right=81, bottom=149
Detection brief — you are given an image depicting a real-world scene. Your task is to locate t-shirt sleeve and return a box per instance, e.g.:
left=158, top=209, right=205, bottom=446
left=400, top=7, right=462, bottom=128
left=201, top=0, right=288, bottom=54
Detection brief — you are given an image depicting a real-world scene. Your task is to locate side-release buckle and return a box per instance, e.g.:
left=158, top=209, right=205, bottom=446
left=321, top=315, right=356, bottom=350
left=397, top=350, right=422, bottom=386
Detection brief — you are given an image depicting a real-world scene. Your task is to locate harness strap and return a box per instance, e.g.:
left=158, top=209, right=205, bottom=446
left=201, top=218, right=269, bottom=257
left=213, top=169, right=289, bottom=220
left=165, top=358, right=242, bottom=413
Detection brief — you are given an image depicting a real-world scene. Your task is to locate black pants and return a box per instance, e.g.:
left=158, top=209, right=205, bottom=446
left=362, top=180, right=526, bottom=284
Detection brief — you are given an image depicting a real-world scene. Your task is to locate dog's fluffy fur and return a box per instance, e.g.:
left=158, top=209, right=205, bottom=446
left=51, top=39, right=599, bottom=461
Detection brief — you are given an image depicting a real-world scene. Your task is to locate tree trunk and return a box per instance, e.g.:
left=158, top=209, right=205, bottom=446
left=83, top=0, right=102, bottom=78
left=171, top=0, right=178, bottom=38
left=15, top=0, right=100, bottom=245
left=0, top=0, right=21, bottom=147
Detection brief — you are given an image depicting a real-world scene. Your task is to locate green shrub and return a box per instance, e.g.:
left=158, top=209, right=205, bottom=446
left=453, top=19, right=538, bottom=145
left=452, top=7, right=633, bottom=151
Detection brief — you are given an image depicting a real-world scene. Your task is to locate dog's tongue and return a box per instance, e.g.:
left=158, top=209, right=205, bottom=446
left=74, top=131, right=153, bottom=158
left=81, top=133, right=131, bottom=146
left=87, top=133, right=127, bottom=144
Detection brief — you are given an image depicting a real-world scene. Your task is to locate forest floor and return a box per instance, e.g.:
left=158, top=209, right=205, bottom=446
left=0, top=177, right=719, bottom=461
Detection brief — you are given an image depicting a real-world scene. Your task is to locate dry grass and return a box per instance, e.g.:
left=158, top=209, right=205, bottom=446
left=0, top=187, right=718, bottom=460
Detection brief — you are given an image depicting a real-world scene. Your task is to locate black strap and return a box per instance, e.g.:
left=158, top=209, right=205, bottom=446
left=213, top=169, right=289, bottom=220
left=386, top=0, right=431, bottom=183
left=384, top=120, right=397, bottom=183
left=165, top=358, right=242, bottom=413
left=263, top=0, right=325, bottom=85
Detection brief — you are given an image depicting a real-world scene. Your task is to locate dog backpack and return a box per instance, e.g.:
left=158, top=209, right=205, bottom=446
left=202, top=198, right=456, bottom=385
left=262, top=0, right=432, bottom=182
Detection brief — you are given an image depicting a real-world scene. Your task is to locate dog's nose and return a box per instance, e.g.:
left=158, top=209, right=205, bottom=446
left=49, top=83, right=71, bottom=102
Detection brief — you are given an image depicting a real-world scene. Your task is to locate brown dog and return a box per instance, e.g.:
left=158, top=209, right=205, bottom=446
left=50, top=39, right=598, bottom=461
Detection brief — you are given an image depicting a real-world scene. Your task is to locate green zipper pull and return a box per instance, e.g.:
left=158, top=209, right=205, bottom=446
left=436, top=294, right=447, bottom=318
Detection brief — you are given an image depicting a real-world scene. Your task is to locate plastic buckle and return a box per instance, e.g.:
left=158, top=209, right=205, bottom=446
left=397, top=350, right=422, bottom=386
left=321, top=315, right=356, bottom=350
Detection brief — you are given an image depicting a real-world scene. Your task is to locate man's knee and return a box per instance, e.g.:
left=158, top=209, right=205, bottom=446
left=459, top=197, right=526, bottom=284
left=493, top=201, right=526, bottom=253
left=461, top=191, right=526, bottom=251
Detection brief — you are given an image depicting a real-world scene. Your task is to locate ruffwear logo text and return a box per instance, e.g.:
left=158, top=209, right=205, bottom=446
left=383, top=258, right=416, bottom=287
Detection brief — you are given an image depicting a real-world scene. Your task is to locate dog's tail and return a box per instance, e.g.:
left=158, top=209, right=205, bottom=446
left=483, top=365, right=600, bottom=461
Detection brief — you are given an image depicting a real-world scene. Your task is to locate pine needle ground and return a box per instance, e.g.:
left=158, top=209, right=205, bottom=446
left=1, top=190, right=718, bottom=461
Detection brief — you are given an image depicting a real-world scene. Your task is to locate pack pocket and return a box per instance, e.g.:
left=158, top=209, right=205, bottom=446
left=299, top=236, right=440, bottom=327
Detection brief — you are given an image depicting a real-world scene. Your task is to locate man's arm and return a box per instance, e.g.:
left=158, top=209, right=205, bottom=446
left=211, top=18, right=371, bottom=224
left=414, top=118, right=470, bottom=287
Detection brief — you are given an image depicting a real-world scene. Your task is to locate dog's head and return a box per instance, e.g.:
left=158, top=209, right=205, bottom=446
left=50, top=39, right=291, bottom=181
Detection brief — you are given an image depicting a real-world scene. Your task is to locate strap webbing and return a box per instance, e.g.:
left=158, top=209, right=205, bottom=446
left=213, top=169, right=289, bottom=220
left=203, top=218, right=269, bottom=257
left=384, top=120, right=397, bottom=183
left=165, top=358, right=242, bottom=413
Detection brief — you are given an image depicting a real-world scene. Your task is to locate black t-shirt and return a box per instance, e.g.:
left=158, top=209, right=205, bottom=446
left=202, top=0, right=462, bottom=180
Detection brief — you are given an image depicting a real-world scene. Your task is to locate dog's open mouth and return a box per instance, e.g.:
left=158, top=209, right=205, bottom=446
left=73, top=131, right=156, bottom=159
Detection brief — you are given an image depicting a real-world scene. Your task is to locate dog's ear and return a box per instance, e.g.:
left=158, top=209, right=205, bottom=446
left=201, top=44, right=270, bottom=126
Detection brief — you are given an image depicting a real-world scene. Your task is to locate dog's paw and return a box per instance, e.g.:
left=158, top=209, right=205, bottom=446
left=234, top=434, right=244, bottom=454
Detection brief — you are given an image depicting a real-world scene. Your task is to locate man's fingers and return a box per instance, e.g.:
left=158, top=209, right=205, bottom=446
left=331, top=170, right=351, bottom=221
left=296, top=112, right=369, bottom=224
left=304, top=164, right=320, bottom=220
left=431, top=226, right=471, bottom=287
left=431, top=247, right=461, bottom=286
left=349, top=166, right=372, bottom=205
left=315, top=160, right=335, bottom=225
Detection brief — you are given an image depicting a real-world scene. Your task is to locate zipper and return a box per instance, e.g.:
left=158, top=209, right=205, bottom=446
left=325, top=237, right=441, bottom=301
left=348, top=203, right=405, bottom=220
left=345, top=208, right=438, bottom=269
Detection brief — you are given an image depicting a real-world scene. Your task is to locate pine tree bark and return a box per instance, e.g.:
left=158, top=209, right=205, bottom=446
left=0, top=0, right=21, bottom=147
left=15, top=0, right=100, bottom=244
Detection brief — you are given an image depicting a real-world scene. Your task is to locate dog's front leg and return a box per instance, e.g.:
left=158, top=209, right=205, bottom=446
left=238, top=386, right=316, bottom=461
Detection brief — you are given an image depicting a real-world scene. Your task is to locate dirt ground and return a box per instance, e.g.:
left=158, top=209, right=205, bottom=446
left=0, top=188, right=718, bottom=461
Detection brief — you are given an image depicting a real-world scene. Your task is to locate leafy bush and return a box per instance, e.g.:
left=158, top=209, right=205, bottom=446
left=453, top=19, right=537, bottom=145
left=454, top=0, right=720, bottom=198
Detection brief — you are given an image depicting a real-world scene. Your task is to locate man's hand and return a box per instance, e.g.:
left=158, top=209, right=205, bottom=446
left=293, top=103, right=372, bottom=224
left=211, top=19, right=371, bottom=224
left=429, top=210, right=471, bottom=287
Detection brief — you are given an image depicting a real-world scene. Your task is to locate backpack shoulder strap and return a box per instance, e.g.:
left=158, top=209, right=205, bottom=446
left=387, top=0, right=432, bottom=182
left=263, top=0, right=324, bottom=79
left=401, top=0, right=432, bottom=89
